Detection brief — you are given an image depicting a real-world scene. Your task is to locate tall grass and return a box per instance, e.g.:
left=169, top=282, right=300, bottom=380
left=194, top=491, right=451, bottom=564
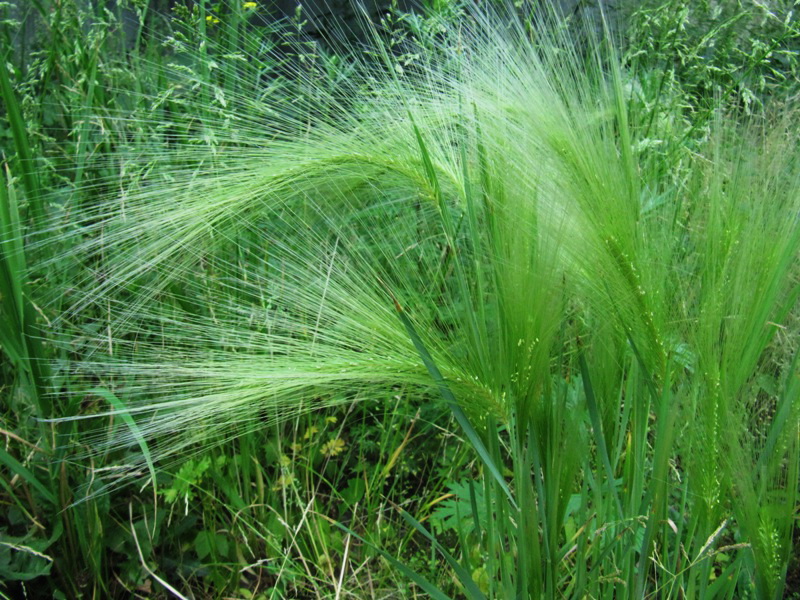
left=4, top=1, right=799, bottom=597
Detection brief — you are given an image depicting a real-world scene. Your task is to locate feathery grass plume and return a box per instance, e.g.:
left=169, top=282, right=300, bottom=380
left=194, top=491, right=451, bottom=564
left=43, top=5, right=606, bottom=461
left=677, top=117, right=800, bottom=600
left=23, top=1, right=799, bottom=596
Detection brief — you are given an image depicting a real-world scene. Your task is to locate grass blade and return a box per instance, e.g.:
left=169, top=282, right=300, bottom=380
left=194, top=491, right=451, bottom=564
left=88, top=388, right=157, bottom=490
left=579, top=352, right=622, bottom=517
left=0, top=163, right=50, bottom=417
left=0, top=446, right=56, bottom=506
left=398, top=508, right=487, bottom=600
left=332, top=519, right=453, bottom=600
left=0, top=57, right=42, bottom=224
left=393, top=297, right=517, bottom=510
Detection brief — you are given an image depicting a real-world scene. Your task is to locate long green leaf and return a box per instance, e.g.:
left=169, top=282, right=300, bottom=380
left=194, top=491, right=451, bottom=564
left=0, top=164, right=50, bottom=417
left=0, top=163, right=26, bottom=363
left=333, top=519, right=453, bottom=600
left=398, top=507, right=487, bottom=600
left=579, top=353, right=622, bottom=517
left=756, top=348, right=800, bottom=473
left=0, top=58, right=42, bottom=224
left=393, top=299, right=517, bottom=509
left=89, top=388, right=157, bottom=490
left=0, top=447, right=56, bottom=506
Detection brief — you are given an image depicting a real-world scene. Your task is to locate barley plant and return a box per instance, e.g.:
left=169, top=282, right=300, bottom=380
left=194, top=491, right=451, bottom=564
left=1, top=0, right=798, bottom=598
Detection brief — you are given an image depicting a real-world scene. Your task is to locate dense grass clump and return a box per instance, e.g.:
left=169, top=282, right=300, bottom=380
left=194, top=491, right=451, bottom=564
left=1, top=1, right=798, bottom=598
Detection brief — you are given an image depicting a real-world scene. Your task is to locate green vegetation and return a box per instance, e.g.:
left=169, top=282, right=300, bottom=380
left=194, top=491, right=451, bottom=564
left=1, top=1, right=798, bottom=598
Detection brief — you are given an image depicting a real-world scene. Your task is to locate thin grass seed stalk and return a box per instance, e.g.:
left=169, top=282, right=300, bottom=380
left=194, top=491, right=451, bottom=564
left=23, top=2, right=800, bottom=597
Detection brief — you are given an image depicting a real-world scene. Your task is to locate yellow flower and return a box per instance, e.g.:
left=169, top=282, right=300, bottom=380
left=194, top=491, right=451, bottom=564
left=205, top=15, right=220, bottom=24
left=272, top=473, right=295, bottom=491
left=321, top=438, right=346, bottom=458
left=325, top=416, right=338, bottom=425
left=243, top=1, right=257, bottom=8
left=279, top=454, right=291, bottom=467
left=303, top=425, right=319, bottom=440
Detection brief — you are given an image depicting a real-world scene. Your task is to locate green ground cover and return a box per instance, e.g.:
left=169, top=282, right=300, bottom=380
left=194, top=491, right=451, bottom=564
left=1, top=1, right=799, bottom=598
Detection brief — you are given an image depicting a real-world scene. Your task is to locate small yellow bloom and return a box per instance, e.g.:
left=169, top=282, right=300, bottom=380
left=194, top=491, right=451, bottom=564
left=272, top=473, right=295, bottom=491
left=205, top=15, right=220, bottom=24
left=243, top=1, right=258, bottom=8
left=290, top=442, right=302, bottom=453
left=325, top=416, right=338, bottom=425
left=321, top=438, right=346, bottom=458
left=279, top=454, right=291, bottom=467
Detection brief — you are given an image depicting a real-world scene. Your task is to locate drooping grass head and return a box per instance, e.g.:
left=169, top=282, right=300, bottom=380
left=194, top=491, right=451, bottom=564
left=38, top=12, right=799, bottom=597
